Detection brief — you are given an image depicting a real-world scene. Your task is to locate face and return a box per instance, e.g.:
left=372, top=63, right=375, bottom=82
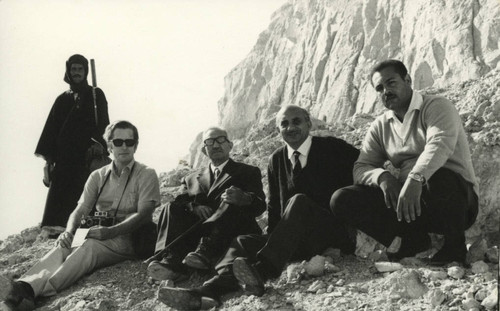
left=276, top=107, right=312, bottom=149
left=109, top=128, right=137, bottom=167
left=202, top=129, right=232, bottom=166
left=371, top=67, right=413, bottom=115
left=70, top=63, right=85, bottom=84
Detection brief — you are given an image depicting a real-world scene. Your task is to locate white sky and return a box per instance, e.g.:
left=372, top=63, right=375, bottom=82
left=0, top=0, right=287, bottom=239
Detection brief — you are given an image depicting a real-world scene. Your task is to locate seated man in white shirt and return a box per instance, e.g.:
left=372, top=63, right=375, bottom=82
left=330, top=59, right=478, bottom=265
left=0, top=120, right=160, bottom=310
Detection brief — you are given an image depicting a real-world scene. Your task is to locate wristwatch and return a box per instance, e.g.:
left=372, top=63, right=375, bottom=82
left=408, top=171, right=425, bottom=183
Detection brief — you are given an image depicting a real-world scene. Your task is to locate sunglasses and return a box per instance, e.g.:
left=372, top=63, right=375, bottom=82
left=204, top=136, right=229, bottom=146
left=112, top=139, right=136, bottom=147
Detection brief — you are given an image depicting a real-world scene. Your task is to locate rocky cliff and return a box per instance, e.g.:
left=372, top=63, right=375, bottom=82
left=188, top=0, right=500, bottom=245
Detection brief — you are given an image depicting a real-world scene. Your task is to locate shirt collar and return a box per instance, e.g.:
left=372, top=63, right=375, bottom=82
left=108, top=159, right=136, bottom=176
left=210, top=159, right=229, bottom=174
left=287, top=135, right=312, bottom=160
left=386, top=91, right=423, bottom=120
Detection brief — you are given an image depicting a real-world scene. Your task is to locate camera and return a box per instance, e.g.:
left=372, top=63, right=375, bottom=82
left=80, top=211, right=116, bottom=228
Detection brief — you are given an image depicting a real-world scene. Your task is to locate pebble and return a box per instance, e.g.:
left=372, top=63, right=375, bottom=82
left=429, top=289, right=446, bottom=306
left=429, top=270, right=448, bottom=281
left=374, top=262, right=403, bottom=272
left=462, top=297, right=481, bottom=310
left=447, top=266, right=465, bottom=279
left=452, top=287, right=466, bottom=295
left=316, top=288, right=326, bottom=294
left=471, top=260, right=489, bottom=274
left=326, top=284, right=335, bottom=293
left=323, top=297, right=333, bottom=305
left=322, top=248, right=341, bottom=262
left=335, top=279, right=345, bottom=286
left=399, top=257, right=424, bottom=267
left=307, top=280, right=326, bottom=292
left=474, top=288, right=488, bottom=301
left=481, top=287, right=498, bottom=309
left=304, top=255, right=326, bottom=276
left=324, top=262, right=340, bottom=273
left=485, top=246, right=498, bottom=263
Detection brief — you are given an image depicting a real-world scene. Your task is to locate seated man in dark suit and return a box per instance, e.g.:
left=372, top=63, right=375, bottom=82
left=146, top=127, right=266, bottom=282
left=157, top=105, right=359, bottom=310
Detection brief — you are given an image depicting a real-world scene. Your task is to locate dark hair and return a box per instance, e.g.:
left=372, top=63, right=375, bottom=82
left=369, top=59, right=408, bottom=86
left=103, top=120, right=139, bottom=142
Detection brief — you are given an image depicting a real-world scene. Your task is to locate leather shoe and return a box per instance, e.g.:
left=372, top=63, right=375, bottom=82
left=426, top=243, right=467, bottom=266
left=0, top=276, right=35, bottom=311
left=157, top=287, right=219, bottom=310
left=232, top=257, right=265, bottom=296
left=147, top=259, right=188, bottom=282
left=183, top=237, right=217, bottom=270
left=387, top=234, right=431, bottom=262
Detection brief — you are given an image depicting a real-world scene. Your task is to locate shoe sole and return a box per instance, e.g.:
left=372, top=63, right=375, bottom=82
left=232, top=258, right=264, bottom=296
left=147, top=262, right=183, bottom=281
left=157, top=287, right=219, bottom=310
left=182, top=253, right=210, bottom=270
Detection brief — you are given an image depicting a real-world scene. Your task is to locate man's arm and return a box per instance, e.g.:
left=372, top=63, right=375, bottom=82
left=221, top=166, right=266, bottom=217
left=353, top=120, right=390, bottom=186
left=396, top=98, right=461, bottom=223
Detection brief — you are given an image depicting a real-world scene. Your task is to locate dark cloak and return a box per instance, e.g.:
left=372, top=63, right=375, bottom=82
left=35, top=56, right=109, bottom=227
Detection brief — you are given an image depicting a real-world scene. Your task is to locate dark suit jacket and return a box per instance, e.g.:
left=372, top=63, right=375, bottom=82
left=176, top=159, right=266, bottom=220
left=267, top=136, right=359, bottom=233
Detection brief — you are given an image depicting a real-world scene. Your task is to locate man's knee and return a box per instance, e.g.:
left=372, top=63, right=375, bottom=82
left=284, top=193, right=311, bottom=215
left=330, top=187, right=354, bottom=215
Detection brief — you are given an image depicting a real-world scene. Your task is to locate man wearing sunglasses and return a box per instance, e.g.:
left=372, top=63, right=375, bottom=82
left=147, top=127, right=266, bottom=286
left=1, top=121, right=160, bottom=310
left=158, top=106, right=359, bottom=310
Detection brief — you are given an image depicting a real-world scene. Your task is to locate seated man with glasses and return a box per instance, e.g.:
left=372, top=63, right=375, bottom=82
left=145, top=127, right=266, bottom=284
left=0, top=120, right=160, bottom=310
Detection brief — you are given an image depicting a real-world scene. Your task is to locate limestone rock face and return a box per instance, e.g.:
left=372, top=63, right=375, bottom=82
left=218, top=0, right=500, bottom=136
left=194, top=0, right=500, bottom=245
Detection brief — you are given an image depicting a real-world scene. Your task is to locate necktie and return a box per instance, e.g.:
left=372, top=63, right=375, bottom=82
left=214, top=168, right=220, bottom=180
left=292, top=151, right=302, bottom=179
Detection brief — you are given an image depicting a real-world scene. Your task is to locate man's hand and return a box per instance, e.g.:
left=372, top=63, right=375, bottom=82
left=378, top=172, right=402, bottom=211
left=87, top=226, right=114, bottom=240
left=221, top=186, right=252, bottom=206
left=396, top=178, right=423, bottom=223
left=55, top=231, right=74, bottom=248
left=192, top=205, right=213, bottom=220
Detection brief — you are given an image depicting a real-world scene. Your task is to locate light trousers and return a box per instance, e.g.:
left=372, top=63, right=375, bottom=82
left=19, top=237, right=134, bottom=297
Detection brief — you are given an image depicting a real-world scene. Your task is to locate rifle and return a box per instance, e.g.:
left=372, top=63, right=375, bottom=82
left=90, top=59, right=98, bottom=125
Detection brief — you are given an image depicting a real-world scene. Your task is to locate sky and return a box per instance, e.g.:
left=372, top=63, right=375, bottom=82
left=0, top=0, right=287, bottom=240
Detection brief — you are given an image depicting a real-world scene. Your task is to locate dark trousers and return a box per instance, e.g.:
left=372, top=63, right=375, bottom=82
left=330, top=168, right=478, bottom=248
left=154, top=201, right=261, bottom=262
left=201, top=193, right=354, bottom=298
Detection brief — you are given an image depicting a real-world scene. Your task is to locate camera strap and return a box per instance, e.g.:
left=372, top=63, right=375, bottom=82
left=89, top=162, right=136, bottom=218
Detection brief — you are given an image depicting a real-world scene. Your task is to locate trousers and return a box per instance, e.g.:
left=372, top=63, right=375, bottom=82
left=200, top=193, right=354, bottom=298
left=330, top=168, right=478, bottom=247
left=18, top=238, right=134, bottom=297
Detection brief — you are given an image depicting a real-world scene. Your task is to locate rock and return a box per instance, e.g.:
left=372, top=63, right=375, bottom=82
left=304, top=255, right=326, bottom=277
left=471, top=261, right=489, bottom=274
left=388, top=270, right=428, bottom=299
left=307, top=280, right=326, bottom=292
left=466, top=239, right=488, bottom=264
left=286, top=262, right=304, bottom=283
left=474, top=288, right=489, bottom=301
left=324, top=262, right=340, bottom=273
left=429, top=270, right=448, bottom=281
left=400, top=257, right=424, bottom=267
left=367, top=250, right=388, bottom=262
left=429, top=289, right=447, bottom=306
left=374, top=262, right=403, bottom=272
left=485, top=246, right=499, bottom=263
left=481, top=287, right=498, bottom=309
left=462, top=296, right=481, bottom=310
left=322, top=248, right=341, bottom=262
left=447, top=266, right=465, bottom=279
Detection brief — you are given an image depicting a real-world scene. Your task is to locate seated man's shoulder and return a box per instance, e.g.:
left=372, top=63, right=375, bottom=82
left=134, top=162, right=158, bottom=178
left=231, top=159, right=260, bottom=171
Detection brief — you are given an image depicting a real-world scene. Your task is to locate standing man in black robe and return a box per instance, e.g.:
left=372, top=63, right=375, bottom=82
left=35, top=54, right=109, bottom=236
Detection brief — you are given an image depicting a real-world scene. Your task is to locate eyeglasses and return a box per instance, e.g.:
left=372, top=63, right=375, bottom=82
left=112, top=139, right=136, bottom=147
left=204, top=136, right=229, bottom=146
